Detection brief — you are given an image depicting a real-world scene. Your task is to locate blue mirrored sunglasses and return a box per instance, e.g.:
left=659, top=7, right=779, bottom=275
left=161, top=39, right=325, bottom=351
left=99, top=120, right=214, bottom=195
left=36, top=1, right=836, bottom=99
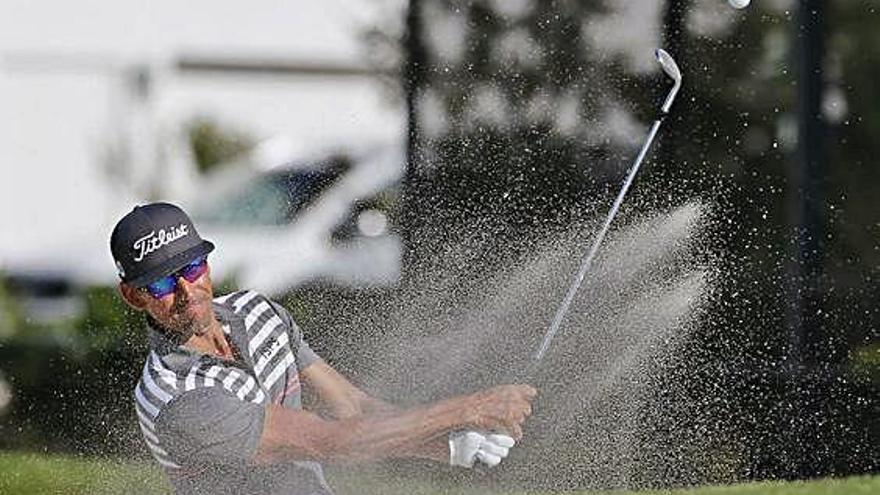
left=143, top=256, right=208, bottom=299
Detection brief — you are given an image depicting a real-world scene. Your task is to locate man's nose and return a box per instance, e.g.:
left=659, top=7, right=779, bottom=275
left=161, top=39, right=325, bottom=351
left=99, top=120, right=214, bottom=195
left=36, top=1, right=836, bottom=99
left=175, top=275, right=198, bottom=301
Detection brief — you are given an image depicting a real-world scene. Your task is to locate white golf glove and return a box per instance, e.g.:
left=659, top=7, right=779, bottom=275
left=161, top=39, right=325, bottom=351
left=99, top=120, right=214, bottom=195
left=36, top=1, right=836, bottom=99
left=448, top=431, right=516, bottom=468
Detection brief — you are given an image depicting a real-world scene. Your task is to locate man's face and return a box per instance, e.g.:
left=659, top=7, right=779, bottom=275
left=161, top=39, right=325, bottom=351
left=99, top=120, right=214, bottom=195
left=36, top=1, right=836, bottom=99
left=119, top=259, right=216, bottom=339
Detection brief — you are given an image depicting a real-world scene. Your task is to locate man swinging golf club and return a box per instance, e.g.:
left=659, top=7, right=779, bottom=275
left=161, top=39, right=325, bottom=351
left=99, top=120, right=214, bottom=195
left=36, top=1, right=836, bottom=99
left=111, top=202, right=536, bottom=495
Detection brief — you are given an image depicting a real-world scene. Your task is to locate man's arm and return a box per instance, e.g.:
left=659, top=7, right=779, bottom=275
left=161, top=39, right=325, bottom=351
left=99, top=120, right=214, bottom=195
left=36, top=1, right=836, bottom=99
left=300, top=361, right=394, bottom=419
left=254, top=384, right=535, bottom=465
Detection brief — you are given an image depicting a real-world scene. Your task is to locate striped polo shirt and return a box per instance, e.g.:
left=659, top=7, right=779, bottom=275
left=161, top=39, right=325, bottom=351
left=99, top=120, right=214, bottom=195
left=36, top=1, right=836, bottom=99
left=133, top=290, right=332, bottom=495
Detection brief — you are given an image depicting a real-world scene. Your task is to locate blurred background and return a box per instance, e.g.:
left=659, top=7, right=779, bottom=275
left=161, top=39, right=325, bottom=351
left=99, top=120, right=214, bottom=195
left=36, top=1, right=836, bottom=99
left=0, top=0, right=878, bottom=493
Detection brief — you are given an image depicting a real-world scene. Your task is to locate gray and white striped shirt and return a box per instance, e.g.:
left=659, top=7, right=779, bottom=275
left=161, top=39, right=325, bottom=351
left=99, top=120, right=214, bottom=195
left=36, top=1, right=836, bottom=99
left=133, top=290, right=332, bottom=495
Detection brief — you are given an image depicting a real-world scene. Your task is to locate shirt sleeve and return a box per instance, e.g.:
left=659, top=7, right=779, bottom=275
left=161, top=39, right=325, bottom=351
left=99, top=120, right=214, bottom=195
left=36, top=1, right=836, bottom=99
left=154, top=387, right=266, bottom=466
left=269, top=301, right=321, bottom=371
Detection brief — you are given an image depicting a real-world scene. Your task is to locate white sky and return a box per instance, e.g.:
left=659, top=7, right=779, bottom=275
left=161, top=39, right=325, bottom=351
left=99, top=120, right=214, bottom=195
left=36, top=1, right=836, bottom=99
left=0, top=0, right=393, bottom=60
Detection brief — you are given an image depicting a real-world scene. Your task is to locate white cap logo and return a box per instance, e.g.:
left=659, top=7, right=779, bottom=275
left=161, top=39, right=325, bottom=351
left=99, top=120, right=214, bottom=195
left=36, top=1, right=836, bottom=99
left=132, top=223, right=189, bottom=262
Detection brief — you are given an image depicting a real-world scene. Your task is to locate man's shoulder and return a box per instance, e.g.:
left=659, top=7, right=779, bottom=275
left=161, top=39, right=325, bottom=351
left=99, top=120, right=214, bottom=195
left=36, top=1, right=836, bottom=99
left=213, top=290, right=292, bottom=324
left=214, top=289, right=266, bottom=308
left=213, top=289, right=266, bottom=311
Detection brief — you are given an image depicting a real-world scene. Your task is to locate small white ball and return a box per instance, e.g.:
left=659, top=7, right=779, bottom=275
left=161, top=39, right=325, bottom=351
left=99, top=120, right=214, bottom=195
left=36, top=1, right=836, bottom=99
left=728, top=0, right=751, bottom=9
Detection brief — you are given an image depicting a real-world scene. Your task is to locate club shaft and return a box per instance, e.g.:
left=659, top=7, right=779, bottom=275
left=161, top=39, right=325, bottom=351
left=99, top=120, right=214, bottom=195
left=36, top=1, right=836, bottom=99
left=532, top=118, right=664, bottom=363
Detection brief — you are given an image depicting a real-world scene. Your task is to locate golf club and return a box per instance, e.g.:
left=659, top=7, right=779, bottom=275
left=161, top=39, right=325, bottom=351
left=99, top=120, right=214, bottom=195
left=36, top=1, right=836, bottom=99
left=530, top=48, right=683, bottom=366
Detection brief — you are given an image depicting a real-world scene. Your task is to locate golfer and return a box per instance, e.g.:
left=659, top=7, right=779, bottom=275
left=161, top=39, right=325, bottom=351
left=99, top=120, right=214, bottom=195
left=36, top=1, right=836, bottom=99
left=110, top=202, right=536, bottom=495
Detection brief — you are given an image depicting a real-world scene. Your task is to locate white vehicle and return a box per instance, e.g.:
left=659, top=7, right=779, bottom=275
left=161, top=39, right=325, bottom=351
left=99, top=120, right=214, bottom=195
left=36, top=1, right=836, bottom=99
left=2, top=143, right=403, bottom=322
left=182, top=144, right=403, bottom=294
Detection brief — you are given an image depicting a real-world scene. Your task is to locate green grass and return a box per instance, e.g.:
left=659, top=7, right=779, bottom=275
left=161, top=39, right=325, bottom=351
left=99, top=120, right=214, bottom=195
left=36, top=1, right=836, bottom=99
left=0, top=451, right=876, bottom=495
left=0, top=451, right=170, bottom=495
left=609, top=476, right=880, bottom=495
left=327, top=472, right=880, bottom=495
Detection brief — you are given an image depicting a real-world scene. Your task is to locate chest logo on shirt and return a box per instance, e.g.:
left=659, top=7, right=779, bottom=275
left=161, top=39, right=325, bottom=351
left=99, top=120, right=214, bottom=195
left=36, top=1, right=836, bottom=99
left=258, top=338, right=285, bottom=360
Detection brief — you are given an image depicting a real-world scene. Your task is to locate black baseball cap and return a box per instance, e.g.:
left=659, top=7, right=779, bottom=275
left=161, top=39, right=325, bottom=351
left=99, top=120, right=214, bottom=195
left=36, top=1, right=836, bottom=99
left=110, top=202, right=215, bottom=287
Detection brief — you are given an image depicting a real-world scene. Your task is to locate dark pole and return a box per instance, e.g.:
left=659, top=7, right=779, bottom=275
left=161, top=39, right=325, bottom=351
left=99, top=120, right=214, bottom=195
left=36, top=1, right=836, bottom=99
left=785, top=0, right=825, bottom=479
left=401, top=0, right=427, bottom=273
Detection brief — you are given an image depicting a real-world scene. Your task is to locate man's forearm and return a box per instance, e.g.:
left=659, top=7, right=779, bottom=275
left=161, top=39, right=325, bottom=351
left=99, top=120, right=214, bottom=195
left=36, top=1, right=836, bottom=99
left=407, top=435, right=450, bottom=463
left=256, top=383, right=536, bottom=465
left=258, top=396, right=468, bottom=464
left=331, top=398, right=464, bottom=462
left=356, top=393, right=398, bottom=416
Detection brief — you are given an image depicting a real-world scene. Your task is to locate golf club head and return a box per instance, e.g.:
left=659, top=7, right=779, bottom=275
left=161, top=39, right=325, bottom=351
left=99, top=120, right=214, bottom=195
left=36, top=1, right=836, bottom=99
left=655, top=48, right=682, bottom=114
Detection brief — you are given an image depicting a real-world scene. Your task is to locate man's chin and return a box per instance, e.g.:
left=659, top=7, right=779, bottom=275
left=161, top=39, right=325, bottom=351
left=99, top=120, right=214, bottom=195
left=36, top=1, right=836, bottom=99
left=164, top=303, right=213, bottom=338
left=167, top=312, right=197, bottom=332
left=161, top=319, right=196, bottom=345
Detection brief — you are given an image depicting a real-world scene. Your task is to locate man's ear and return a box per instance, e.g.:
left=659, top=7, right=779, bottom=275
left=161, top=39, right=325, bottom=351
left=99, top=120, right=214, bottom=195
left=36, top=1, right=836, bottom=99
left=118, top=282, right=147, bottom=310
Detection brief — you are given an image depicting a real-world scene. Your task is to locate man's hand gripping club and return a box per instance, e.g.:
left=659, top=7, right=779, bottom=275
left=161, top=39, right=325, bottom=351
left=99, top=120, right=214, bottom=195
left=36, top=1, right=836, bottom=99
left=448, top=384, right=535, bottom=468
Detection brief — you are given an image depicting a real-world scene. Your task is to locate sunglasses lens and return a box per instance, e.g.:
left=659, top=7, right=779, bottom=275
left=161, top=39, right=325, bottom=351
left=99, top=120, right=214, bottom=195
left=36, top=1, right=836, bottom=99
left=143, top=257, right=207, bottom=299
left=146, top=276, right=176, bottom=298
left=180, top=257, right=208, bottom=283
